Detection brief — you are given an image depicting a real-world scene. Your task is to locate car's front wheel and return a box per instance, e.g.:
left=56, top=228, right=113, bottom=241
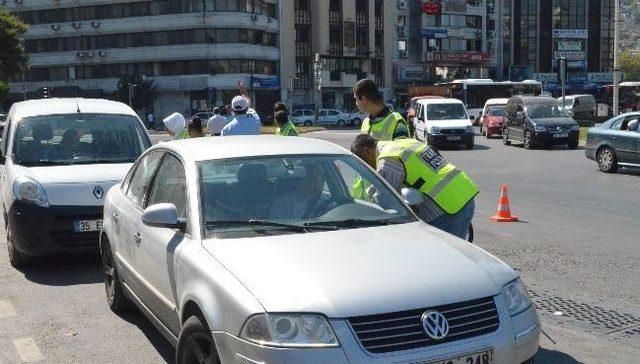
left=101, top=238, right=132, bottom=313
left=567, top=139, right=579, bottom=150
left=6, top=221, right=28, bottom=268
left=177, top=316, right=220, bottom=364
left=597, top=147, right=618, bottom=173
left=523, top=131, right=534, bottom=149
left=337, top=120, right=345, bottom=128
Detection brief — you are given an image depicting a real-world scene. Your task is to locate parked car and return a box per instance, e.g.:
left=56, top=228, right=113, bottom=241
left=479, top=98, right=509, bottom=138
left=100, top=136, right=539, bottom=364
left=414, top=98, right=475, bottom=149
left=0, top=113, right=6, bottom=137
left=317, top=108, right=351, bottom=127
left=291, top=109, right=315, bottom=126
left=585, top=112, right=640, bottom=173
left=0, top=98, right=152, bottom=267
left=558, top=94, right=596, bottom=126
left=348, top=110, right=367, bottom=126
left=503, top=96, right=579, bottom=149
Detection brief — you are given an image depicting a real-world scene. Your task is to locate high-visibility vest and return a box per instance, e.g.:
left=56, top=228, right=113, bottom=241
left=361, top=111, right=406, bottom=141
left=378, top=139, right=478, bottom=214
left=275, top=120, right=299, bottom=136
left=351, top=177, right=373, bottom=201
left=176, top=129, right=189, bottom=139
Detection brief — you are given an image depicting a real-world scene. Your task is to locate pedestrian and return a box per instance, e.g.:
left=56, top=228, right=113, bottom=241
left=274, top=110, right=299, bottom=136
left=206, top=107, right=228, bottom=136
left=351, top=134, right=478, bottom=239
left=220, top=95, right=262, bottom=136
left=146, top=112, right=154, bottom=130
left=162, top=112, right=188, bottom=140
left=188, top=117, right=205, bottom=138
left=354, top=78, right=409, bottom=141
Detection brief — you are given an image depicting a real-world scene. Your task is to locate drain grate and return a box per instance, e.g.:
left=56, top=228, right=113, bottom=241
left=529, top=289, right=640, bottom=336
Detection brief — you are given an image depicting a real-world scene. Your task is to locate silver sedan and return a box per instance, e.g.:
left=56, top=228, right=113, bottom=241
left=100, top=136, right=539, bottom=364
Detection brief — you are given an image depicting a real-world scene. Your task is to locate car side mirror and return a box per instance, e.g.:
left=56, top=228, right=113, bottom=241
left=401, top=187, right=425, bottom=207
left=142, top=203, right=185, bottom=230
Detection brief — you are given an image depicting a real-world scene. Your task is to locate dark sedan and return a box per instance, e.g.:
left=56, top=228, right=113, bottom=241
left=585, top=112, right=640, bottom=173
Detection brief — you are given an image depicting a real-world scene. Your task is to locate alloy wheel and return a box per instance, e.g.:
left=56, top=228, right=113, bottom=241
left=182, top=333, right=218, bottom=364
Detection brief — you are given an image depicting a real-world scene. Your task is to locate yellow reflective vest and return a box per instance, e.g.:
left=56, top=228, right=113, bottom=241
left=351, top=177, right=373, bottom=201
left=378, top=139, right=478, bottom=214
left=361, top=111, right=406, bottom=141
left=275, top=120, right=299, bottom=136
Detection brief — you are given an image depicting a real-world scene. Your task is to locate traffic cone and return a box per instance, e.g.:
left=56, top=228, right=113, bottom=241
left=490, top=184, right=519, bottom=222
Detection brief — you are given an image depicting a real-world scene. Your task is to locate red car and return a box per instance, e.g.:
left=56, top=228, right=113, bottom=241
left=479, top=99, right=508, bottom=138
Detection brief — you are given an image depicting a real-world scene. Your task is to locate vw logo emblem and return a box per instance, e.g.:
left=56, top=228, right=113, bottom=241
left=92, top=186, right=104, bottom=199
left=421, top=311, right=449, bottom=340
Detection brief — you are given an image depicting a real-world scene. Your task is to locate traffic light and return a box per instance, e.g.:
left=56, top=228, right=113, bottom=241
left=556, top=57, right=567, bottom=83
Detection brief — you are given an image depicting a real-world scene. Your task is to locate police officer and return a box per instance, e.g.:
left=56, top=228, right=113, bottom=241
left=274, top=110, right=299, bottom=136
left=354, top=79, right=409, bottom=141
left=351, top=134, right=478, bottom=239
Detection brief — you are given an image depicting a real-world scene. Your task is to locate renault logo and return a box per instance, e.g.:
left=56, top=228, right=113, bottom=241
left=93, top=186, right=104, bottom=199
left=421, top=311, right=449, bottom=340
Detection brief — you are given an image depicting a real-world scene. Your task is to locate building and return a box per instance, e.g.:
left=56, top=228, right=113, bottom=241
left=279, top=0, right=395, bottom=111
left=5, top=0, right=280, bottom=121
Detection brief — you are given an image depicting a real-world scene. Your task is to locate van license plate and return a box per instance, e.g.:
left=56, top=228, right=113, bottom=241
left=553, top=133, right=568, bottom=138
left=74, top=220, right=103, bottom=232
left=419, top=349, right=493, bottom=364
left=446, top=136, right=462, bottom=141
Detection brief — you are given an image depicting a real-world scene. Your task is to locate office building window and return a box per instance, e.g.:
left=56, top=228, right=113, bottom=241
left=553, top=0, right=586, bottom=29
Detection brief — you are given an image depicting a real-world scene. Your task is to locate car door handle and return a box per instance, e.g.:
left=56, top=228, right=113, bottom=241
left=610, top=136, right=616, bottom=140
left=111, top=213, right=119, bottom=223
left=133, top=232, right=142, bottom=244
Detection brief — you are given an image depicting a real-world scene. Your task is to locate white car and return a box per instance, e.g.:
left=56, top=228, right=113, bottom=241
left=100, top=136, right=539, bottom=364
left=291, top=109, right=315, bottom=126
left=414, top=98, right=475, bottom=149
left=348, top=110, right=367, bottom=126
left=317, top=108, right=351, bottom=127
left=0, top=98, right=151, bottom=267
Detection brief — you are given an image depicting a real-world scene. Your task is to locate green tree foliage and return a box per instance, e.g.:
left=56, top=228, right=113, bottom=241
left=0, top=7, right=28, bottom=81
left=113, top=75, right=156, bottom=111
left=0, top=81, right=10, bottom=109
left=620, top=51, right=640, bottom=81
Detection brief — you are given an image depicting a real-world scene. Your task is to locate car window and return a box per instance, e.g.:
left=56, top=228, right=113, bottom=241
left=126, top=151, right=163, bottom=208
left=329, top=110, right=339, bottom=116
left=610, top=117, right=624, bottom=130
left=487, top=106, right=507, bottom=117
left=292, top=111, right=302, bottom=117
left=525, top=102, right=567, bottom=119
left=426, top=103, right=467, bottom=120
left=147, top=154, right=187, bottom=219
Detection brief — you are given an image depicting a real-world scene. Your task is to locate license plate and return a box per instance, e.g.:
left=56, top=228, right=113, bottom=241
left=416, top=349, right=494, bottom=364
left=446, top=136, right=462, bottom=141
left=553, top=132, right=568, bottom=138
left=74, top=219, right=103, bottom=232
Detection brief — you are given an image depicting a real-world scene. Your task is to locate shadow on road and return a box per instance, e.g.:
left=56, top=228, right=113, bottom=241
left=118, top=310, right=175, bottom=363
left=536, top=348, right=584, bottom=363
left=19, top=253, right=103, bottom=286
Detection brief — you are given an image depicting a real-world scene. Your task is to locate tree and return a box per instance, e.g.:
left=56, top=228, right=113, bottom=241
left=620, top=51, right=640, bottom=81
left=0, top=81, right=10, bottom=110
left=0, top=7, right=29, bottom=82
left=113, top=75, right=156, bottom=111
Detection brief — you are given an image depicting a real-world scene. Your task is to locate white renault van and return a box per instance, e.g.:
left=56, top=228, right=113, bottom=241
left=414, top=98, right=475, bottom=149
left=0, top=98, right=151, bottom=267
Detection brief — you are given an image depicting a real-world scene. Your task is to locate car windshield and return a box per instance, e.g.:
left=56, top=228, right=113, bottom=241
left=487, top=106, right=506, bottom=117
left=426, top=103, right=467, bottom=120
left=199, top=154, right=416, bottom=239
left=12, top=113, right=151, bottom=166
left=526, top=102, right=568, bottom=119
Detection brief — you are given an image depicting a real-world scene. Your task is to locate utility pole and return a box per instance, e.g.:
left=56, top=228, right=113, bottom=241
left=613, top=0, right=620, bottom=115
left=560, top=57, right=567, bottom=110
left=313, top=53, right=323, bottom=114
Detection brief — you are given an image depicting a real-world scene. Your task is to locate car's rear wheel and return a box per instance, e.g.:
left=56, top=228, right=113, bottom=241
left=567, top=139, right=579, bottom=150
left=465, top=140, right=474, bottom=150
left=597, top=147, right=618, bottom=173
left=337, top=120, right=345, bottom=128
left=523, top=131, right=534, bottom=149
left=177, top=316, right=220, bottom=364
left=101, top=239, right=132, bottom=313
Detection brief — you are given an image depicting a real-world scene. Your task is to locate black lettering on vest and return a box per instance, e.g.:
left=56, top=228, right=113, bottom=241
left=419, top=147, right=446, bottom=170
left=411, top=177, right=426, bottom=190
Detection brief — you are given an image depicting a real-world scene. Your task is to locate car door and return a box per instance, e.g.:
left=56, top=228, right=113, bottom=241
left=511, top=100, right=525, bottom=141
left=415, top=104, right=426, bottom=140
left=610, top=114, right=640, bottom=163
left=135, top=153, right=189, bottom=335
left=113, top=150, right=164, bottom=295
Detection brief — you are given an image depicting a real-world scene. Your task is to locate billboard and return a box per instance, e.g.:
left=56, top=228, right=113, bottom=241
left=552, top=29, right=588, bottom=39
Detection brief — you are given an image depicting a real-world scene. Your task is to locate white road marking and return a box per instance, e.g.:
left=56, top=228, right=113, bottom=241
left=11, top=338, right=44, bottom=363
left=0, top=301, right=17, bottom=318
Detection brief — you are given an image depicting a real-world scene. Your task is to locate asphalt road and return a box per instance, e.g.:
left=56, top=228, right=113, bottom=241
left=0, top=130, right=638, bottom=363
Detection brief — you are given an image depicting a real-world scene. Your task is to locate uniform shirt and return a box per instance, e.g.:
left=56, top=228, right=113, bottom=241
left=207, top=115, right=228, bottom=135
left=376, top=157, right=444, bottom=222
left=367, top=106, right=410, bottom=140
left=221, top=113, right=261, bottom=136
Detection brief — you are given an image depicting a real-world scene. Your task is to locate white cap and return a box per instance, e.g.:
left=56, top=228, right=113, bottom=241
left=232, top=96, right=249, bottom=111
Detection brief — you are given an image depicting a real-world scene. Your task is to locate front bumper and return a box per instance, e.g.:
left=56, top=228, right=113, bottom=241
left=532, top=130, right=579, bottom=145
left=429, top=132, right=474, bottom=146
left=7, top=201, right=103, bottom=257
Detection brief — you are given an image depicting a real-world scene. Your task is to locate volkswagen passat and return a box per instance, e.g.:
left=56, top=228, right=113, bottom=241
left=100, top=136, right=539, bottom=364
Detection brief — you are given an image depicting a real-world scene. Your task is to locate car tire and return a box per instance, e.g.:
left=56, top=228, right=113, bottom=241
left=465, top=140, right=474, bottom=150
left=523, top=131, right=534, bottom=149
left=303, top=121, right=312, bottom=127
left=100, top=239, right=133, bottom=313
left=597, top=147, right=618, bottom=173
left=176, top=316, right=220, bottom=364
left=502, top=130, right=511, bottom=145
left=6, top=225, right=29, bottom=269
left=337, top=120, right=345, bottom=128
left=567, top=139, right=579, bottom=150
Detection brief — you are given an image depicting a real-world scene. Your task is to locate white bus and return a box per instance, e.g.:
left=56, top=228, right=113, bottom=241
left=436, top=79, right=543, bottom=123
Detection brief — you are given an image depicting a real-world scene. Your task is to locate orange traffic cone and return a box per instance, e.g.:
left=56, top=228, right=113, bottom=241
left=490, top=184, right=519, bottom=222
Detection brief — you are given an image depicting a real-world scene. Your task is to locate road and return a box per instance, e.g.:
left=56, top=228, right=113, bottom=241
left=0, top=129, right=638, bottom=363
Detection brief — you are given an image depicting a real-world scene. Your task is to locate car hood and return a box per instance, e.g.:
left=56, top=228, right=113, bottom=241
left=202, top=222, right=516, bottom=318
left=530, top=117, right=577, bottom=127
left=426, top=119, right=472, bottom=129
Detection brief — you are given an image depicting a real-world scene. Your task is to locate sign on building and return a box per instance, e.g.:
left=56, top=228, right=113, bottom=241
left=552, top=29, right=588, bottom=39
left=424, top=52, right=490, bottom=63
left=398, top=66, right=426, bottom=81
left=421, top=2, right=441, bottom=14
left=533, top=73, right=559, bottom=82
left=421, top=28, right=448, bottom=38
left=554, top=51, right=586, bottom=60
left=588, top=73, right=613, bottom=83
left=557, top=40, right=582, bottom=51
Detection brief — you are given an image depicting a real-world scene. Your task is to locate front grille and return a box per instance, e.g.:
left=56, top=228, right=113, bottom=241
left=440, top=129, right=465, bottom=135
left=348, top=296, right=499, bottom=354
left=50, top=231, right=100, bottom=248
left=549, top=125, right=571, bottom=132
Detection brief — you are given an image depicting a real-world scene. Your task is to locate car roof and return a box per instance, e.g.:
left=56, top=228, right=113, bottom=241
left=512, top=96, right=557, bottom=104
left=417, top=98, right=464, bottom=105
left=484, top=98, right=509, bottom=106
left=156, top=136, right=351, bottom=162
left=411, top=96, right=444, bottom=101
left=9, top=98, right=137, bottom=120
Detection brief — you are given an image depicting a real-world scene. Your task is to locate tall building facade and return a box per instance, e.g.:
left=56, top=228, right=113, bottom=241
left=279, top=0, right=395, bottom=111
left=5, top=0, right=280, bottom=120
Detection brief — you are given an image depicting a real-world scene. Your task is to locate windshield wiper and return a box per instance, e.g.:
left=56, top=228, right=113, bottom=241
left=304, top=218, right=396, bottom=229
left=70, top=159, right=133, bottom=165
left=206, top=220, right=310, bottom=232
left=17, top=159, right=72, bottom=166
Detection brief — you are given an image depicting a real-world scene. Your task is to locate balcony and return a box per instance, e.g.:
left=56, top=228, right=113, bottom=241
left=329, top=11, right=341, bottom=25
left=295, top=10, right=311, bottom=25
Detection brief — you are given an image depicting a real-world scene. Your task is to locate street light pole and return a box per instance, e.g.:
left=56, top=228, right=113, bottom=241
left=612, top=0, right=620, bottom=115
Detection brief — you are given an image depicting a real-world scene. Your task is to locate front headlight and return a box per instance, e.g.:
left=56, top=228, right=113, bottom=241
left=502, top=278, right=533, bottom=317
left=13, top=176, right=50, bottom=207
left=571, top=124, right=580, bottom=131
left=533, top=125, right=547, bottom=132
left=430, top=126, right=441, bottom=134
left=240, top=313, right=338, bottom=347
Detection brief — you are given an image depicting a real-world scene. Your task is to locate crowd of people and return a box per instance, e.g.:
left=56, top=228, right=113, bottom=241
left=159, top=78, right=478, bottom=239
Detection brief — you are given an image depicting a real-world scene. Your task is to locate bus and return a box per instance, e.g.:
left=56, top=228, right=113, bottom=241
left=434, top=79, right=543, bottom=122
left=602, top=82, right=640, bottom=114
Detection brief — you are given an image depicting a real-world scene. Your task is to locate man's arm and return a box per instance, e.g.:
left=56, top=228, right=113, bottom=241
left=373, top=158, right=406, bottom=206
